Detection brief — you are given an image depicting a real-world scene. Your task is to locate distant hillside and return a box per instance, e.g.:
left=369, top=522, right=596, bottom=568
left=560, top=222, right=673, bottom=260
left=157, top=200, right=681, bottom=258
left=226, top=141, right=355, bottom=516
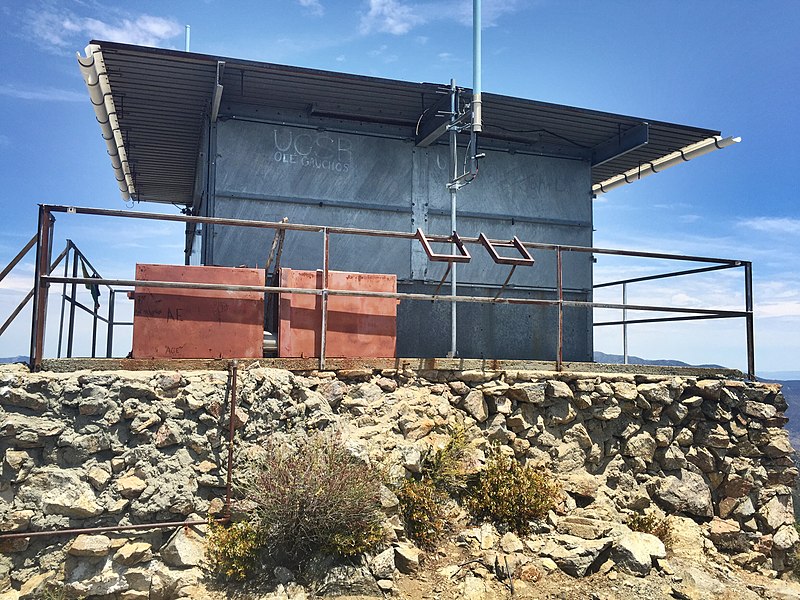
left=774, top=379, right=800, bottom=449
left=593, top=351, right=725, bottom=369
left=0, top=356, right=28, bottom=365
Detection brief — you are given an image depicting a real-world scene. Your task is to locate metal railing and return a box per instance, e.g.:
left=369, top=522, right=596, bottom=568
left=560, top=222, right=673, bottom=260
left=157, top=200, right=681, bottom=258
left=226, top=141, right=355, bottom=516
left=27, top=204, right=755, bottom=378
left=1, top=228, right=130, bottom=359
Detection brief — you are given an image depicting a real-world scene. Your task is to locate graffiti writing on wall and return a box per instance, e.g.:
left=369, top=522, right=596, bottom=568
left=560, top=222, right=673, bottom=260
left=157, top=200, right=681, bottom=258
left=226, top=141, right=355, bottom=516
left=271, top=127, right=353, bottom=174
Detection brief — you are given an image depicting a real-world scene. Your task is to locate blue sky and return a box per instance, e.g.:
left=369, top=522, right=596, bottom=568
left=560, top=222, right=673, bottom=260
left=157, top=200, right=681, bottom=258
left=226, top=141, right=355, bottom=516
left=0, top=0, right=798, bottom=376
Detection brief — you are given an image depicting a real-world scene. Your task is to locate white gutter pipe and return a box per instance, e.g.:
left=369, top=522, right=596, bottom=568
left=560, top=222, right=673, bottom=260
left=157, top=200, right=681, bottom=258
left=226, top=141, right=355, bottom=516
left=77, top=44, right=135, bottom=201
left=593, top=135, right=741, bottom=195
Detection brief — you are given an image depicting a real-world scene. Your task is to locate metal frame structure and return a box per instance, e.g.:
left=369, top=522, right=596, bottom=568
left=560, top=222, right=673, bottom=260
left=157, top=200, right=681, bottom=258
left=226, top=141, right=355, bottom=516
left=24, top=204, right=756, bottom=379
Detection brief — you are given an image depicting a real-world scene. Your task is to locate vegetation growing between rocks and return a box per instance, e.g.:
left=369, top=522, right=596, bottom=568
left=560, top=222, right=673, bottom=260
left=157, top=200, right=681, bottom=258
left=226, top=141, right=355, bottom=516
left=396, top=426, right=472, bottom=548
left=465, top=450, right=559, bottom=535
left=627, top=511, right=673, bottom=548
left=207, top=433, right=385, bottom=577
left=205, top=518, right=264, bottom=581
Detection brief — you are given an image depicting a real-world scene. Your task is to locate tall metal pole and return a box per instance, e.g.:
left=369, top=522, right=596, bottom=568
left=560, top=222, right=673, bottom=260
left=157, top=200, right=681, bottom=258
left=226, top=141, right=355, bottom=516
left=744, top=261, right=755, bottom=380
left=472, top=0, right=482, bottom=133
left=449, top=79, right=458, bottom=358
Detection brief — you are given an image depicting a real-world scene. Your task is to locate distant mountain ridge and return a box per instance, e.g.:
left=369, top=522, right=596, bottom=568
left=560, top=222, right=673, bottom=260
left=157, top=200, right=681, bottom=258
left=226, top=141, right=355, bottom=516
left=0, top=356, right=28, bottom=365
left=593, top=351, right=725, bottom=369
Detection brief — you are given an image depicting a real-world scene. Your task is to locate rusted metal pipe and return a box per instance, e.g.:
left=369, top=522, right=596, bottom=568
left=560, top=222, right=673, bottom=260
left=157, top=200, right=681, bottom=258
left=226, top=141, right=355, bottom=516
left=224, top=360, right=238, bottom=517
left=43, top=204, right=743, bottom=265
left=0, top=517, right=229, bottom=541
left=556, top=247, right=563, bottom=372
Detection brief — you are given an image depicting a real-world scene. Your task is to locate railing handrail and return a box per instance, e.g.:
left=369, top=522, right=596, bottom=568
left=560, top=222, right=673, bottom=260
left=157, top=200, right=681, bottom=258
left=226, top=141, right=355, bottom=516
left=27, top=204, right=756, bottom=379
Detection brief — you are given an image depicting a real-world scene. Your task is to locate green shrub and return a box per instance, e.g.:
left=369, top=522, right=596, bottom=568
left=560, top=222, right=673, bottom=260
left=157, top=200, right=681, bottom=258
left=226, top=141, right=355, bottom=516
left=465, top=452, right=559, bottom=535
left=422, top=425, right=472, bottom=494
left=205, top=518, right=264, bottom=581
left=241, top=433, right=385, bottom=565
left=396, top=478, right=449, bottom=549
left=627, top=511, right=672, bottom=548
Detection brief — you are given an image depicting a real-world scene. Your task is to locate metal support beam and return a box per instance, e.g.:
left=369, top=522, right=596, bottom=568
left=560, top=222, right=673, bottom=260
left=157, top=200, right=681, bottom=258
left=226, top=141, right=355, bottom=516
left=591, top=123, right=649, bottom=167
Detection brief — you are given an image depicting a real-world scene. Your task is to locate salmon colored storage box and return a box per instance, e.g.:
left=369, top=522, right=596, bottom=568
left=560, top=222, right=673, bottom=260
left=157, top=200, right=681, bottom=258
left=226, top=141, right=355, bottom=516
left=132, top=264, right=265, bottom=359
left=278, top=268, right=397, bottom=358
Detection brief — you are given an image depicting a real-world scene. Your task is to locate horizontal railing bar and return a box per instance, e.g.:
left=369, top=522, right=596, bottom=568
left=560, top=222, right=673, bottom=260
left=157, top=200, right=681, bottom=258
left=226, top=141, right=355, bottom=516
left=43, top=276, right=749, bottom=318
left=593, top=263, right=742, bottom=289
left=594, top=313, right=743, bottom=327
left=42, top=205, right=744, bottom=266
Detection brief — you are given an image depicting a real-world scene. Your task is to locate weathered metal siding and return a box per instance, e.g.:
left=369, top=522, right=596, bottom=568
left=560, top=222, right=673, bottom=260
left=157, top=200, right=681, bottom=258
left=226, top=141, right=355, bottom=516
left=204, top=118, right=593, bottom=360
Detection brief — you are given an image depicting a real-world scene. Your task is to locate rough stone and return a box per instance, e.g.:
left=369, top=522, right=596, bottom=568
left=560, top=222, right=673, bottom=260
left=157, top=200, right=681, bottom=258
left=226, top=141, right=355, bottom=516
left=611, top=532, right=666, bottom=576
left=500, top=532, right=524, bottom=553
left=652, top=469, right=713, bottom=517
left=369, top=547, right=396, bottom=579
left=114, top=542, right=153, bottom=566
left=623, top=432, right=656, bottom=461
left=461, top=390, right=488, bottom=423
left=394, top=542, right=421, bottom=573
left=161, top=526, right=205, bottom=568
left=117, top=475, right=147, bottom=498
left=708, top=517, right=749, bottom=552
left=507, top=383, right=546, bottom=404
left=68, top=535, right=111, bottom=557
left=18, top=468, right=103, bottom=518
left=547, top=380, right=573, bottom=400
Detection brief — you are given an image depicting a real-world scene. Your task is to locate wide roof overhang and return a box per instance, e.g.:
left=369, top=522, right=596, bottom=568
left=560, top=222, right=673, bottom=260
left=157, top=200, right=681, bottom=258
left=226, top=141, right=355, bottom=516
left=80, top=40, right=730, bottom=205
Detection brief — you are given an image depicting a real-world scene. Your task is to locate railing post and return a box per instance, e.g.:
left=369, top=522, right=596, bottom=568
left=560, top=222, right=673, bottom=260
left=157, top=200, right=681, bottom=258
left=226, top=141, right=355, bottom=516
left=319, top=228, right=329, bottom=370
left=556, top=247, right=563, bottom=371
left=622, top=282, right=628, bottom=365
left=56, top=242, right=71, bottom=358
left=106, top=289, right=116, bottom=358
left=29, top=206, right=53, bottom=370
left=66, top=245, right=79, bottom=358
left=744, top=261, right=755, bottom=380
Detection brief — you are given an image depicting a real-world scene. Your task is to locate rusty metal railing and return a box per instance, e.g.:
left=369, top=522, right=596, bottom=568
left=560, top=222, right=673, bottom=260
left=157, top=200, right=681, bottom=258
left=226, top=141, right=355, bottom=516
left=27, top=204, right=755, bottom=379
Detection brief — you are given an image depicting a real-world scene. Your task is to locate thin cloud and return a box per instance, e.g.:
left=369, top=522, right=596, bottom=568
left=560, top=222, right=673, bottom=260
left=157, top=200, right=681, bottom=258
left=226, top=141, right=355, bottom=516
left=360, top=0, right=425, bottom=35
left=0, top=84, right=85, bottom=103
left=359, top=0, right=523, bottom=35
left=298, top=0, right=325, bottom=16
left=738, top=217, right=800, bottom=235
left=24, top=4, right=182, bottom=52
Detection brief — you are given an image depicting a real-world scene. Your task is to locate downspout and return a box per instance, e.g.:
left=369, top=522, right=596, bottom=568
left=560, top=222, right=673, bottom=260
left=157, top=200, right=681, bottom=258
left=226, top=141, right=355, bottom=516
left=77, top=44, right=135, bottom=201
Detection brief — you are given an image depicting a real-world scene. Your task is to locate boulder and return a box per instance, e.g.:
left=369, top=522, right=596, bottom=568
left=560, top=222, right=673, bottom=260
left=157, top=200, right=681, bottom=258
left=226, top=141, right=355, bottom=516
left=611, top=532, right=665, bottom=576
left=461, top=390, right=488, bottom=423
left=161, top=525, right=205, bottom=568
left=652, top=469, right=713, bottom=517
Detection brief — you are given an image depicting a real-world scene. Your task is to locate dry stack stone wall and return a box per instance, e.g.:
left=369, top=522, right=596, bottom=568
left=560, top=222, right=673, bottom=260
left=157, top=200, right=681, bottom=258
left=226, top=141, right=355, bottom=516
left=0, top=363, right=797, bottom=598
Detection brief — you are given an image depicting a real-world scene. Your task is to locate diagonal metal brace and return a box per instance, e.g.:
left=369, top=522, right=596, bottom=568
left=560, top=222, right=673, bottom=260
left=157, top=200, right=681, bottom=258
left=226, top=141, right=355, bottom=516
left=415, top=229, right=471, bottom=263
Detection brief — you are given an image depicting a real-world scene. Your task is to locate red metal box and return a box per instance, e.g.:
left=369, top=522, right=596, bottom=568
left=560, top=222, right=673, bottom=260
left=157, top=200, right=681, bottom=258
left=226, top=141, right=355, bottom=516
left=132, top=264, right=264, bottom=359
left=278, top=269, right=396, bottom=358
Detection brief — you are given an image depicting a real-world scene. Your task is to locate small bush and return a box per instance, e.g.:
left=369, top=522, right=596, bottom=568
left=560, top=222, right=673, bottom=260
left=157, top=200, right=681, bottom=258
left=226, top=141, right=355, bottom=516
left=241, top=433, right=385, bottom=565
left=396, top=478, right=449, bottom=549
left=422, top=425, right=472, bottom=494
left=627, top=511, right=672, bottom=548
left=206, top=518, right=264, bottom=581
left=465, top=452, right=559, bottom=535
